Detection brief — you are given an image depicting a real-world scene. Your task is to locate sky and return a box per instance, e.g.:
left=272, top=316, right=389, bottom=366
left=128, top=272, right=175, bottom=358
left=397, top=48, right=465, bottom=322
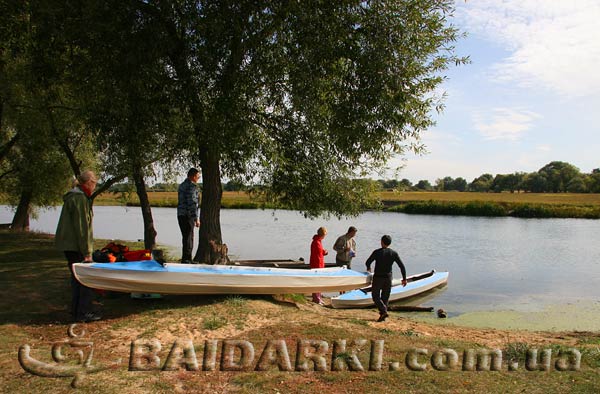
left=391, top=0, right=600, bottom=184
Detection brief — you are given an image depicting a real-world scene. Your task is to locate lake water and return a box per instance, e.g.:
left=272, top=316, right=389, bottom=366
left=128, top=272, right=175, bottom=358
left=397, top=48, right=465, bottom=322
left=2, top=205, right=599, bottom=315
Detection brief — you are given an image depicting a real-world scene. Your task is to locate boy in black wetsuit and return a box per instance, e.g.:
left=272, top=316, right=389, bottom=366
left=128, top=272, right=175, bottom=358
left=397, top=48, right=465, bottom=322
left=365, top=235, right=407, bottom=322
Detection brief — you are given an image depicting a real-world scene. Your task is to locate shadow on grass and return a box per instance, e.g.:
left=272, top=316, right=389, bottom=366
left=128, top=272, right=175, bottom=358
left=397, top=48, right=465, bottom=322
left=0, top=230, right=279, bottom=325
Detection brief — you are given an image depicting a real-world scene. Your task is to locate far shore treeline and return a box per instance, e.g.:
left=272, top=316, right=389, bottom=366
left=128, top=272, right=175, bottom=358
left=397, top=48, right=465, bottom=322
left=112, top=160, right=600, bottom=195
left=99, top=159, right=600, bottom=220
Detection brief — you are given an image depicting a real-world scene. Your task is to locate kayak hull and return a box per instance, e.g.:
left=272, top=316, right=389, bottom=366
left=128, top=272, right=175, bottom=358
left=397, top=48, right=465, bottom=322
left=73, top=260, right=370, bottom=295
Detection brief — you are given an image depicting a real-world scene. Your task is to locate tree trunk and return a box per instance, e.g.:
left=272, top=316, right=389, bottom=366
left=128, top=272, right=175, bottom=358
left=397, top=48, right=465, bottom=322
left=132, top=165, right=157, bottom=250
left=11, top=189, right=32, bottom=231
left=194, top=148, right=223, bottom=263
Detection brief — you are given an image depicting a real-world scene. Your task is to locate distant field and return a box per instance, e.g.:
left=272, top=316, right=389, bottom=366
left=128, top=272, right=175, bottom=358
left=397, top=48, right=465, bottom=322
left=93, top=191, right=262, bottom=207
left=93, top=190, right=600, bottom=207
left=379, top=191, right=600, bottom=206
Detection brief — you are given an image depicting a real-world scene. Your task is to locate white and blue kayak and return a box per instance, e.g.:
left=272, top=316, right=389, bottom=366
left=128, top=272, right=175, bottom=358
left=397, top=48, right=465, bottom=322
left=330, top=270, right=449, bottom=309
left=73, top=260, right=371, bottom=295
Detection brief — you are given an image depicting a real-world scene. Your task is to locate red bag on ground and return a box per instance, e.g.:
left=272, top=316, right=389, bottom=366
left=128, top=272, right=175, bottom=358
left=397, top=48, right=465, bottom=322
left=102, top=242, right=130, bottom=254
left=123, top=249, right=152, bottom=261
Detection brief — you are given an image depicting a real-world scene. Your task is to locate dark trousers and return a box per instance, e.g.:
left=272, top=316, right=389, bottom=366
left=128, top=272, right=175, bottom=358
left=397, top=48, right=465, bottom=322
left=371, top=274, right=392, bottom=315
left=65, top=251, right=94, bottom=319
left=178, top=215, right=195, bottom=262
left=336, top=258, right=351, bottom=269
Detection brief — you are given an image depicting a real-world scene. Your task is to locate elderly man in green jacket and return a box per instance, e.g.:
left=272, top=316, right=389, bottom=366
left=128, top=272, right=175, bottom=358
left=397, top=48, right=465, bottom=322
left=55, top=170, right=101, bottom=322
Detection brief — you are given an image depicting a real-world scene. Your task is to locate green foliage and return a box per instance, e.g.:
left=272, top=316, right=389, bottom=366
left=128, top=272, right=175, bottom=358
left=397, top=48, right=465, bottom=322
left=588, top=170, right=600, bottom=193
left=522, top=172, right=548, bottom=193
left=393, top=200, right=508, bottom=216
left=415, top=179, right=433, bottom=191
left=455, top=162, right=600, bottom=194
left=377, top=178, right=414, bottom=191
left=435, top=176, right=467, bottom=192
left=109, top=0, right=466, bottom=220
left=510, top=204, right=554, bottom=218
left=469, top=174, right=494, bottom=192
left=0, top=1, right=98, bottom=226
left=538, top=161, right=581, bottom=193
left=148, top=183, right=179, bottom=192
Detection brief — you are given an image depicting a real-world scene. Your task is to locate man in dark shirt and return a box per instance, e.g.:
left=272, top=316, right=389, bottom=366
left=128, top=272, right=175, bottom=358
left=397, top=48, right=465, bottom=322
left=365, top=235, right=407, bottom=322
left=177, top=168, right=201, bottom=263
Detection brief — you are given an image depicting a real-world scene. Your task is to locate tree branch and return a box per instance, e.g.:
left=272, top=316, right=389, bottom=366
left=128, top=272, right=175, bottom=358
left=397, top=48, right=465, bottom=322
left=45, top=107, right=82, bottom=176
left=0, top=133, right=19, bottom=162
left=0, top=167, right=18, bottom=182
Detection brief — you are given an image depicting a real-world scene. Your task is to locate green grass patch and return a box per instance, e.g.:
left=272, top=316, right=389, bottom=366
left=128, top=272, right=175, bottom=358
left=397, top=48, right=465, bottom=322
left=347, top=318, right=370, bottom=326
left=581, top=347, right=600, bottom=369
left=231, top=372, right=269, bottom=390
left=223, top=295, right=248, bottom=308
left=202, top=314, right=228, bottom=330
left=504, top=342, right=532, bottom=364
left=398, top=329, right=418, bottom=337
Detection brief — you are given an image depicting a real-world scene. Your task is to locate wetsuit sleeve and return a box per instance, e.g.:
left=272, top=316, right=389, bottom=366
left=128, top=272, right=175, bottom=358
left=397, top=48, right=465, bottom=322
left=365, top=250, right=376, bottom=271
left=394, top=252, right=407, bottom=280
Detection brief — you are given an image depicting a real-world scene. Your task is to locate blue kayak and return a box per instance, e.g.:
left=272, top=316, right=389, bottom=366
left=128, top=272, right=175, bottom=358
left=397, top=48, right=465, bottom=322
left=331, top=270, right=449, bottom=308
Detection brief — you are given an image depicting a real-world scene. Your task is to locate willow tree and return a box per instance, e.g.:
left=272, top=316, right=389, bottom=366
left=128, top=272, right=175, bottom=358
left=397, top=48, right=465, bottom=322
left=63, top=2, right=190, bottom=250
left=0, top=1, right=81, bottom=230
left=127, top=0, right=467, bottom=262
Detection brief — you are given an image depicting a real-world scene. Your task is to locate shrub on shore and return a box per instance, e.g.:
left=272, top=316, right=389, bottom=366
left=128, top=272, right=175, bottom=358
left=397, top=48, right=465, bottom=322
left=388, top=200, right=600, bottom=219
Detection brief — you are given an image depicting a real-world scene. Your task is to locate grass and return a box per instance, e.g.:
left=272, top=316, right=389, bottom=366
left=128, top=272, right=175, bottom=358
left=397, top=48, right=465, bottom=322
left=202, top=314, right=228, bottom=330
left=94, top=191, right=277, bottom=210
left=398, top=329, right=418, bottom=337
left=223, top=295, right=248, bottom=308
left=96, top=190, right=600, bottom=207
left=347, top=318, right=370, bottom=326
left=2, top=230, right=600, bottom=393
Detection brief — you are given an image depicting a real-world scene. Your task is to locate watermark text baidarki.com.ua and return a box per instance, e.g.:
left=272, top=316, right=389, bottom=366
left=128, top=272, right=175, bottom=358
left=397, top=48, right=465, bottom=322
left=18, top=324, right=583, bottom=388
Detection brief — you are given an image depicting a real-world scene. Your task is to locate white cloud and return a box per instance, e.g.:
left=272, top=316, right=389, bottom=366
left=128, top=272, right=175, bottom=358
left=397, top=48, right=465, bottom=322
left=535, top=144, right=552, bottom=152
left=471, top=107, right=540, bottom=141
left=456, top=0, right=600, bottom=98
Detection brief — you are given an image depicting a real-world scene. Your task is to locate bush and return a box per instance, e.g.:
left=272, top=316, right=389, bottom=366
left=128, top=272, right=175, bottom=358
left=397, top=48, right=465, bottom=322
left=387, top=200, right=600, bottom=219
left=391, top=200, right=507, bottom=217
